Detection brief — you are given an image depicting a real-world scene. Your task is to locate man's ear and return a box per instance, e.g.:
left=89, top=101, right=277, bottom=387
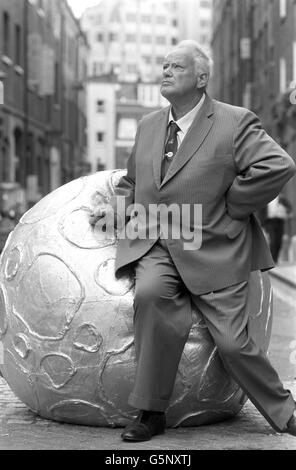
left=197, top=73, right=209, bottom=89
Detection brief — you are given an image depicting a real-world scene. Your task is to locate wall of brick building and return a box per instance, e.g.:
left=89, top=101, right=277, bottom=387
left=212, top=0, right=296, bottom=243
left=0, top=0, right=88, bottom=210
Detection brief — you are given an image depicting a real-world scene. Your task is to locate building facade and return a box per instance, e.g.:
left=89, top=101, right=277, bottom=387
left=212, top=0, right=296, bottom=245
left=177, top=0, right=213, bottom=48
left=0, top=0, right=88, bottom=212
left=82, top=0, right=214, bottom=174
left=81, top=0, right=213, bottom=83
left=81, top=0, right=179, bottom=83
left=87, top=74, right=167, bottom=172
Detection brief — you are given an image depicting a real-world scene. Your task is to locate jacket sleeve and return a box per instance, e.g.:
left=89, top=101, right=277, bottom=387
left=226, top=109, right=296, bottom=220
left=108, top=122, right=140, bottom=227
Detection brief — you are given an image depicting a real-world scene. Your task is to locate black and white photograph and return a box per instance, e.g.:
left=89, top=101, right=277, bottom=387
left=0, top=0, right=296, bottom=454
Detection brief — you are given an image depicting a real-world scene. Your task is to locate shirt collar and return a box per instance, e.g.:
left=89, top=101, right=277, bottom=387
left=168, top=93, right=206, bottom=135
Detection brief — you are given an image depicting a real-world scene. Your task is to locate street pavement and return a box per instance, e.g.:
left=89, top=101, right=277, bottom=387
left=0, top=265, right=296, bottom=450
left=1, top=378, right=296, bottom=450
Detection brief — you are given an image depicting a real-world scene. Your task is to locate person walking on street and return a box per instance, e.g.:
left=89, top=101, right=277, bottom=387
left=264, top=195, right=293, bottom=264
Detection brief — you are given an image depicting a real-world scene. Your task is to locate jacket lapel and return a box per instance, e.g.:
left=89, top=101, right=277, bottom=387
left=160, top=95, right=214, bottom=187
left=152, top=106, right=170, bottom=189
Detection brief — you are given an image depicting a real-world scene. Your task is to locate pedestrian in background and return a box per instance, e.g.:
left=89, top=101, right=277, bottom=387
left=264, top=195, right=293, bottom=264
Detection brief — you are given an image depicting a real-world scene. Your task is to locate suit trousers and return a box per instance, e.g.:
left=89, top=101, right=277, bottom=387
left=128, top=238, right=295, bottom=432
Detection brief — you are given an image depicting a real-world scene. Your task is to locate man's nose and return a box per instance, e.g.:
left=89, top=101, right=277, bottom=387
left=163, top=67, right=173, bottom=77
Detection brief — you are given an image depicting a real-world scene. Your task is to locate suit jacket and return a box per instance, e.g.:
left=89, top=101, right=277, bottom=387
left=110, top=94, right=296, bottom=295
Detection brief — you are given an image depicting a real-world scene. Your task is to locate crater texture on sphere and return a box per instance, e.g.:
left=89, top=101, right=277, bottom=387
left=0, top=171, right=273, bottom=427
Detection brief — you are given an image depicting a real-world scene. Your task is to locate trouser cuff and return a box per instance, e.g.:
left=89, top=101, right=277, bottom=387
left=128, top=393, right=168, bottom=412
left=273, top=392, right=296, bottom=432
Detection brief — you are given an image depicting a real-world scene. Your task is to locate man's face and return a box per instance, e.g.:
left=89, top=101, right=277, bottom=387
left=160, top=47, right=202, bottom=101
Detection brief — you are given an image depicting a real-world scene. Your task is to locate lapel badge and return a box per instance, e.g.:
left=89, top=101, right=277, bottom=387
left=165, top=152, right=174, bottom=159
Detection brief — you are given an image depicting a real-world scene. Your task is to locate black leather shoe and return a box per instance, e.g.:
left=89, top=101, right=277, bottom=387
left=286, top=410, right=296, bottom=436
left=121, top=411, right=166, bottom=442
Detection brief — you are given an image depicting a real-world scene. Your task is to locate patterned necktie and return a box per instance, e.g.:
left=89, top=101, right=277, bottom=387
left=161, top=121, right=180, bottom=182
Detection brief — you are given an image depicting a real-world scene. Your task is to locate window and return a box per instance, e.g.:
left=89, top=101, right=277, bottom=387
left=200, top=0, right=211, bottom=7
left=200, top=19, right=210, bottom=28
left=142, top=35, right=152, bottom=43
left=97, top=132, right=104, bottom=142
left=200, top=34, right=208, bottom=44
left=68, top=36, right=76, bottom=67
left=3, top=12, right=10, bottom=57
left=15, top=24, right=21, bottom=65
left=97, top=33, right=103, bottom=42
left=156, top=56, right=164, bottom=65
left=143, top=56, right=152, bottom=64
left=54, top=62, right=60, bottom=103
left=109, top=32, right=118, bottom=42
left=126, top=13, right=137, bottom=22
left=97, top=159, right=105, bottom=171
left=172, top=19, right=178, bottom=27
left=118, top=118, right=137, bottom=140
left=2, top=147, right=9, bottom=182
left=126, top=34, right=136, bottom=42
left=0, top=81, right=3, bottom=105
left=279, top=57, right=287, bottom=93
left=156, top=16, right=166, bottom=24
left=37, top=154, right=44, bottom=195
left=93, top=62, right=104, bottom=75
left=127, top=63, right=137, bottom=73
left=96, top=100, right=105, bottom=112
left=156, top=36, right=166, bottom=45
left=268, top=47, right=276, bottom=97
left=141, top=14, right=151, bottom=23
left=83, top=60, right=87, bottom=80
left=138, top=84, right=156, bottom=106
left=171, top=37, right=178, bottom=45
left=111, top=63, right=121, bottom=74
left=94, top=15, right=102, bottom=25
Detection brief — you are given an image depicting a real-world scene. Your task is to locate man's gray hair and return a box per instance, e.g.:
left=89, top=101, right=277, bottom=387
left=177, top=40, right=213, bottom=77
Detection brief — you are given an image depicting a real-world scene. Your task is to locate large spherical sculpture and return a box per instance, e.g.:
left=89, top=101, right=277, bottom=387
left=0, top=170, right=273, bottom=427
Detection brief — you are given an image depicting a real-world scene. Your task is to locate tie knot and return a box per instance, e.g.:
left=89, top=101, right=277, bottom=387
left=169, top=121, right=180, bottom=135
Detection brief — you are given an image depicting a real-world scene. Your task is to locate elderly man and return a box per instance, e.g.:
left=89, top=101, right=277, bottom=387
left=90, top=40, right=296, bottom=442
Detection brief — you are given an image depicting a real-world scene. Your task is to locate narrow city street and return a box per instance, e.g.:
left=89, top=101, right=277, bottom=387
left=0, top=270, right=295, bottom=451
left=1, top=0, right=296, bottom=455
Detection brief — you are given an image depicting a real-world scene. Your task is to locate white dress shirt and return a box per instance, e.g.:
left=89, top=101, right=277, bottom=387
left=167, top=93, right=206, bottom=148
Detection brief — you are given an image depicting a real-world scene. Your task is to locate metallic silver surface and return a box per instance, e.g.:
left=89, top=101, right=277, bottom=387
left=0, top=170, right=273, bottom=427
